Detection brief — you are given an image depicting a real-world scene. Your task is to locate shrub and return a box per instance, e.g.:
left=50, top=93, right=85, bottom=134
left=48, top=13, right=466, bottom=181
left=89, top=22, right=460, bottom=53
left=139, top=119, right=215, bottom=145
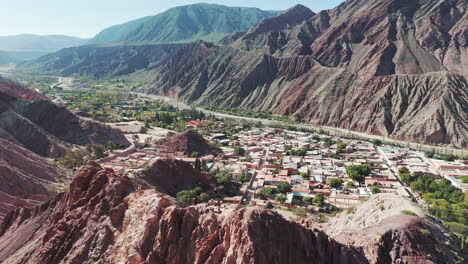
left=302, top=197, right=312, bottom=206
left=371, top=185, right=382, bottom=194
left=401, top=210, right=417, bottom=216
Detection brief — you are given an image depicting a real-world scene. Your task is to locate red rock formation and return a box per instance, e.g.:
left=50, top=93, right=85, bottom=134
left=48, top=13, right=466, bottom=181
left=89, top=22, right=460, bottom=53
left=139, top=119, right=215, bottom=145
left=0, top=164, right=465, bottom=263
left=0, top=81, right=130, bottom=157
left=139, top=158, right=214, bottom=195
left=154, top=130, right=220, bottom=156
left=0, top=139, right=65, bottom=220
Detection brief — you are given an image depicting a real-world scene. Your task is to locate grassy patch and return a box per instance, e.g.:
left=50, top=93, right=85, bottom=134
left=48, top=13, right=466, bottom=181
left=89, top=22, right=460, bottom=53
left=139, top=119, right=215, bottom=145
left=401, top=210, right=417, bottom=216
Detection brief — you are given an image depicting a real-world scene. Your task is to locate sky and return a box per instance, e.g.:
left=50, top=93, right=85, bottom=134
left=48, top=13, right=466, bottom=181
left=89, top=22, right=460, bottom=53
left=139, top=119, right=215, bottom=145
left=1, top=0, right=344, bottom=38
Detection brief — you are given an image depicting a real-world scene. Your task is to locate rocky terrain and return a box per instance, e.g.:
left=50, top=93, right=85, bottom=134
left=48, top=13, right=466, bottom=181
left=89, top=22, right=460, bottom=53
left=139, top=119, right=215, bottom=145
left=322, top=193, right=466, bottom=263
left=139, top=158, right=214, bottom=195
left=143, top=0, right=467, bottom=148
left=0, top=163, right=464, bottom=264
left=0, top=139, right=67, bottom=221
left=154, top=130, right=221, bottom=156
left=0, top=82, right=130, bottom=157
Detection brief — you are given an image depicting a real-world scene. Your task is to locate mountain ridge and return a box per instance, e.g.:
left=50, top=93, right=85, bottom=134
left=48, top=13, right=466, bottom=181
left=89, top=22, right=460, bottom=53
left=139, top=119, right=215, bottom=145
left=88, top=3, right=280, bottom=45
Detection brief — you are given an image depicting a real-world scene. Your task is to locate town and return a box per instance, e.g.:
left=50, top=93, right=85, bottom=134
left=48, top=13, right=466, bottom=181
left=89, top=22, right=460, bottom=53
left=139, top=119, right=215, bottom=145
left=98, top=116, right=468, bottom=221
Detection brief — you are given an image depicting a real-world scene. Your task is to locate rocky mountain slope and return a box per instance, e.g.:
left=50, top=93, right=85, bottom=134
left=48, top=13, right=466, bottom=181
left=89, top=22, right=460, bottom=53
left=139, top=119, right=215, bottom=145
left=0, top=163, right=464, bottom=264
left=0, top=82, right=130, bottom=157
left=18, top=44, right=180, bottom=78
left=0, top=139, right=66, bottom=221
left=88, top=4, right=279, bottom=45
left=139, top=158, right=214, bottom=195
left=154, top=130, right=221, bottom=156
left=143, top=0, right=468, bottom=148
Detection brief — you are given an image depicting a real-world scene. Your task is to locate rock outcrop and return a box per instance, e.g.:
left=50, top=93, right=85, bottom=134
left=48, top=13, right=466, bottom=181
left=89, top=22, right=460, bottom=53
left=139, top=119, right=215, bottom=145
left=154, top=130, right=220, bottom=156
left=0, top=164, right=465, bottom=264
left=143, top=0, right=467, bottom=148
left=0, top=82, right=130, bottom=157
left=0, top=139, right=66, bottom=220
left=139, top=158, right=214, bottom=195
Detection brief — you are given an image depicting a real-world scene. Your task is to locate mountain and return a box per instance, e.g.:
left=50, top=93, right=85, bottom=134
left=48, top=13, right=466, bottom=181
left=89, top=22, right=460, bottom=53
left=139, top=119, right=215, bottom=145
left=19, top=44, right=180, bottom=78
left=0, top=82, right=130, bottom=157
left=0, top=34, right=88, bottom=53
left=141, top=1, right=468, bottom=148
left=154, top=130, right=221, bottom=156
left=0, top=34, right=88, bottom=64
left=0, top=139, right=66, bottom=220
left=0, top=163, right=465, bottom=263
left=87, top=16, right=153, bottom=45
left=87, top=3, right=279, bottom=45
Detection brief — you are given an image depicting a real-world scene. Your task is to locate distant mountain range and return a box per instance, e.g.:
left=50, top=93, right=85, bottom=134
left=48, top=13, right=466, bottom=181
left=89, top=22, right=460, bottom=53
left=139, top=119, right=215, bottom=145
left=0, top=34, right=88, bottom=64
left=87, top=3, right=279, bottom=45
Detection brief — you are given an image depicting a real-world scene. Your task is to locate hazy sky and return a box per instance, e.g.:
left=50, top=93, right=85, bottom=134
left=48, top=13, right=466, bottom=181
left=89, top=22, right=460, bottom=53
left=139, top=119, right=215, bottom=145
left=1, top=0, right=344, bottom=38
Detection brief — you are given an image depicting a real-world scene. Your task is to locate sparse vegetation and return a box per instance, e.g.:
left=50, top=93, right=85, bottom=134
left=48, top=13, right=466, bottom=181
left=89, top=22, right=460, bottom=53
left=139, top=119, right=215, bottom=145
left=401, top=210, right=417, bottom=216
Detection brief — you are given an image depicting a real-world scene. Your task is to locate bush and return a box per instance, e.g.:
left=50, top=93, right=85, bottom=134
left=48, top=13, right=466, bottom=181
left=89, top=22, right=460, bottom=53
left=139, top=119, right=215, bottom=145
left=313, top=193, right=325, bottom=207
left=302, top=197, right=312, bottom=206
left=293, top=208, right=307, bottom=218
left=445, top=222, right=468, bottom=236
left=420, top=229, right=431, bottom=237
left=401, top=210, right=417, bottom=216
left=371, top=185, right=381, bottom=194
left=460, top=176, right=468, bottom=184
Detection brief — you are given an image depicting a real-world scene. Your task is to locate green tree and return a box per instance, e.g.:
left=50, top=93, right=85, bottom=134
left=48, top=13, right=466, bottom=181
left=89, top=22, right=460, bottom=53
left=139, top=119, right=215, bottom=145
left=346, top=181, right=355, bottom=188
left=215, top=171, right=233, bottom=185
left=277, top=182, right=292, bottom=194
left=191, top=152, right=199, bottom=158
left=275, top=194, right=287, bottom=203
left=346, top=165, right=371, bottom=183
left=328, top=178, right=343, bottom=188
left=313, top=193, right=325, bottom=207
left=258, top=187, right=275, bottom=200
left=234, top=146, right=246, bottom=156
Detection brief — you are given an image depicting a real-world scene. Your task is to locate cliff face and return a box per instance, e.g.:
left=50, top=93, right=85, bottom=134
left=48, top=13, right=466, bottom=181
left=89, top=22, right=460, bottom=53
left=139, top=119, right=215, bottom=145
left=144, top=0, right=468, bottom=147
left=0, top=82, right=130, bottom=157
left=0, top=164, right=464, bottom=264
left=0, top=139, right=66, bottom=221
